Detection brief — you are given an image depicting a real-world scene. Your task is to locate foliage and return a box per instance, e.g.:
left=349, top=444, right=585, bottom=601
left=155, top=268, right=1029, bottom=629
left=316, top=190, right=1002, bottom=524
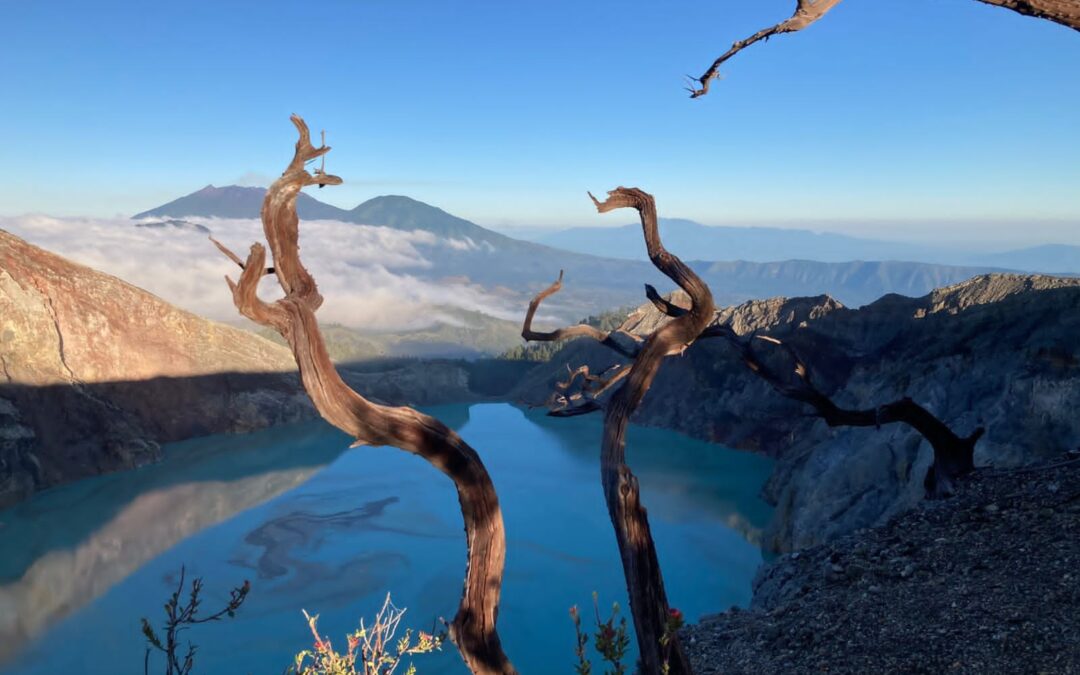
left=288, top=594, right=443, bottom=675
left=659, top=607, right=685, bottom=675
left=568, top=593, right=631, bottom=675
left=141, top=566, right=250, bottom=675
left=569, top=593, right=685, bottom=675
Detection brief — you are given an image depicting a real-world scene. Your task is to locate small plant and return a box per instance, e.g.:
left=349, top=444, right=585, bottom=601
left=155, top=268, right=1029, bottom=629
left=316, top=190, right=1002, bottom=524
left=659, top=607, right=684, bottom=675
left=569, top=592, right=631, bottom=675
left=289, top=593, right=443, bottom=675
left=141, top=566, right=251, bottom=675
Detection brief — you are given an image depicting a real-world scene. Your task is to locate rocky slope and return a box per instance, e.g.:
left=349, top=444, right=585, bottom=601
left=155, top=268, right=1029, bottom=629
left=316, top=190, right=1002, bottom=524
left=0, top=230, right=316, bottom=507
left=511, top=273, right=1080, bottom=551
left=683, top=455, right=1080, bottom=674
left=0, top=230, right=526, bottom=507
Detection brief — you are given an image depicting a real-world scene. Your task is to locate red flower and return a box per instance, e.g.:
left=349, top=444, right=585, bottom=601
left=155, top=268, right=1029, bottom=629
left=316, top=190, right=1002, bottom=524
left=669, top=608, right=683, bottom=622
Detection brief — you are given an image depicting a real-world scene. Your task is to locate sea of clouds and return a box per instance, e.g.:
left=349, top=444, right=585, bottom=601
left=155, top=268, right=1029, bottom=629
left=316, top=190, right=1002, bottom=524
left=0, top=215, right=522, bottom=332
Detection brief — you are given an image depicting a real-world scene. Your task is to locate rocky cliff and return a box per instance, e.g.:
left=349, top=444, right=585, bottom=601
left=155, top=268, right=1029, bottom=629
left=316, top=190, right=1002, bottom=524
left=0, top=230, right=517, bottom=508
left=511, top=274, right=1080, bottom=551
left=0, top=230, right=315, bottom=507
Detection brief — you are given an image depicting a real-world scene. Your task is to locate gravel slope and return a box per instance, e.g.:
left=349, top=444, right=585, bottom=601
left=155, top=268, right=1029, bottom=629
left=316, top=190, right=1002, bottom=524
left=683, top=454, right=1080, bottom=674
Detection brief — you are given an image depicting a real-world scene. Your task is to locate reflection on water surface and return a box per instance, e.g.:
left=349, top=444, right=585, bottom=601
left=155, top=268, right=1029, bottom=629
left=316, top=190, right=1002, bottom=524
left=0, top=403, right=772, bottom=673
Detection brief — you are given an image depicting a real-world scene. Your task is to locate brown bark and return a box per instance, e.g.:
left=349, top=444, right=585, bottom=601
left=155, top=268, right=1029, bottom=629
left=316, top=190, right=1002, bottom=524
left=975, top=0, right=1080, bottom=28
left=689, top=0, right=844, bottom=98
left=690, top=0, right=1079, bottom=97
left=522, top=187, right=713, bottom=674
left=522, top=270, right=642, bottom=359
left=215, top=115, right=514, bottom=675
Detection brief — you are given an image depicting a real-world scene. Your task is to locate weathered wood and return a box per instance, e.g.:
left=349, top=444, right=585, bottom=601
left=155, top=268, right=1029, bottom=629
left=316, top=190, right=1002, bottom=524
left=216, top=115, right=514, bottom=675
left=591, top=188, right=713, bottom=675
left=522, top=271, right=642, bottom=359
left=690, top=0, right=1079, bottom=97
left=521, top=187, right=710, bottom=674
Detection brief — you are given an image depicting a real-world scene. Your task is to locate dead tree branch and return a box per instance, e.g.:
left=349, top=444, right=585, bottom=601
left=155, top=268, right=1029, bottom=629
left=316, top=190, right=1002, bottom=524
left=689, top=0, right=843, bottom=98
left=522, top=270, right=643, bottom=359
left=216, top=115, right=514, bottom=675
left=690, top=0, right=1079, bottom=97
left=715, top=327, right=984, bottom=498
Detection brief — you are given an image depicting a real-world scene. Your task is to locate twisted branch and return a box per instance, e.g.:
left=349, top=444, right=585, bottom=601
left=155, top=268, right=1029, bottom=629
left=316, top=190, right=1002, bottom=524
left=690, top=0, right=1079, bottom=98
left=216, top=115, right=514, bottom=675
left=690, top=0, right=843, bottom=98
left=717, top=328, right=984, bottom=498
left=522, top=270, right=642, bottom=359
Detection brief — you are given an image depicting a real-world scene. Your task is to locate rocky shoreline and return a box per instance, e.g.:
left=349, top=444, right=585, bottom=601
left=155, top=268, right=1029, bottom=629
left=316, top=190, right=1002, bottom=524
left=682, top=454, right=1080, bottom=674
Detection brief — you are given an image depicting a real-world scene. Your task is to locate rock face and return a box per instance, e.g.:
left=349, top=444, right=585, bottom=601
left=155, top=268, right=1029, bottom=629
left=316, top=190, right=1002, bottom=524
left=512, top=273, right=1080, bottom=551
left=0, top=229, right=315, bottom=507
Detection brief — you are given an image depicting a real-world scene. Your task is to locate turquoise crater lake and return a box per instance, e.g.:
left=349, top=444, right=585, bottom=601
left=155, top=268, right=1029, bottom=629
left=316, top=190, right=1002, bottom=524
left=0, top=403, right=772, bottom=673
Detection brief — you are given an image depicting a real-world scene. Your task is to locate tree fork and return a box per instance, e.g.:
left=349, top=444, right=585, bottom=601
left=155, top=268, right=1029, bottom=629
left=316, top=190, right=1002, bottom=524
left=522, top=187, right=713, bottom=673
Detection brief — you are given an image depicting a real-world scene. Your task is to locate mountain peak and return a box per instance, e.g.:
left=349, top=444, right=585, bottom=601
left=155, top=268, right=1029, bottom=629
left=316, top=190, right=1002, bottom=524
left=132, top=184, right=349, bottom=221
left=347, top=195, right=508, bottom=244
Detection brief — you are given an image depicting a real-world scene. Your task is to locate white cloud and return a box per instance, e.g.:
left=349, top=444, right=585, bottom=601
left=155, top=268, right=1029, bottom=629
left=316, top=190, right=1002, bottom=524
left=1, top=215, right=519, bottom=332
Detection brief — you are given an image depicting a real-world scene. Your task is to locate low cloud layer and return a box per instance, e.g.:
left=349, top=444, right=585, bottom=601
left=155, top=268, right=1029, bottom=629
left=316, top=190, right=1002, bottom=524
left=1, top=215, right=521, bottom=332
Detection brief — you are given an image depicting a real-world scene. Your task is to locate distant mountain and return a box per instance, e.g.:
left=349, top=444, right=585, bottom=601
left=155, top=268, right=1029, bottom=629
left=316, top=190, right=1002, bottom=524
left=538, top=219, right=1080, bottom=275
left=973, top=244, right=1080, bottom=275
left=538, top=218, right=943, bottom=264
left=133, top=218, right=209, bottom=234
left=690, top=259, right=1005, bottom=307
left=133, top=186, right=507, bottom=244
left=349, top=195, right=510, bottom=245
left=131, top=185, right=1021, bottom=319
left=133, top=184, right=350, bottom=221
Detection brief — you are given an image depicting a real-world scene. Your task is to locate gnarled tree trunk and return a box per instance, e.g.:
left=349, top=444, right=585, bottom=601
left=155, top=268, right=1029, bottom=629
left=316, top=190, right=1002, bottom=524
left=522, top=187, right=712, bottom=674
left=214, top=115, right=514, bottom=675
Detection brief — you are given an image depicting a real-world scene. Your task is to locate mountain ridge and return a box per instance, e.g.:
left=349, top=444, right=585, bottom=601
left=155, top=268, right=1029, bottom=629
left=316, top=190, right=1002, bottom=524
left=128, top=185, right=1017, bottom=315
left=511, top=272, right=1080, bottom=551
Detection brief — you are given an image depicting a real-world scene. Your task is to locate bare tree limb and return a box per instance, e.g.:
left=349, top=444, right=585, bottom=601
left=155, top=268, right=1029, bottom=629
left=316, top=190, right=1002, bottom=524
left=718, top=329, right=984, bottom=498
left=690, top=0, right=1079, bottom=98
left=217, top=115, right=514, bottom=675
left=690, top=0, right=844, bottom=98
left=210, top=236, right=274, bottom=275
left=974, top=0, right=1080, bottom=30
left=521, top=270, right=643, bottom=358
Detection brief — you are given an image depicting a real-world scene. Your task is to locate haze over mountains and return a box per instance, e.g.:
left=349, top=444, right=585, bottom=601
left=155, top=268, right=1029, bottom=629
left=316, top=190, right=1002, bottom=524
left=535, top=218, right=1080, bottom=274
left=0, top=181, right=1045, bottom=360
left=129, top=185, right=1016, bottom=304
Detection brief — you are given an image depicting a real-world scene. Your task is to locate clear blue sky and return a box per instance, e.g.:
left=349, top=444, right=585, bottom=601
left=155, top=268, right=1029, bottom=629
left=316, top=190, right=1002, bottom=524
left=2, top=0, right=1078, bottom=243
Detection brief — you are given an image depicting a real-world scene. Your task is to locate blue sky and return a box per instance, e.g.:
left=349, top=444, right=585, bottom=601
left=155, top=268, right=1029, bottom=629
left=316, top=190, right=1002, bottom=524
left=2, top=0, right=1078, bottom=244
